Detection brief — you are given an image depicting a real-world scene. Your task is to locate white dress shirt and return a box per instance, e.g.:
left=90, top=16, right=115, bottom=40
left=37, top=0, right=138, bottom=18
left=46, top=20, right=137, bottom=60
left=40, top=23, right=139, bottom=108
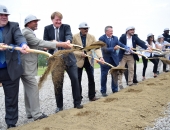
left=142, top=41, right=156, bottom=57
left=125, top=35, right=133, bottom=54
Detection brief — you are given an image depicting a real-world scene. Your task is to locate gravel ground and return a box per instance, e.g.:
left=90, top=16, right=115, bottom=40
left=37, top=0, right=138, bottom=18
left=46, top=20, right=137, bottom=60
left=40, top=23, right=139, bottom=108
left=0, top=62, right=169, bottom=130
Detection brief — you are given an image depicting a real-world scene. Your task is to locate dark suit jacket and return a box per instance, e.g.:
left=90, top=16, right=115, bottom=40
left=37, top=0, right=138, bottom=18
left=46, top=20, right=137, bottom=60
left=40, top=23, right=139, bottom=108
left=119, top=34, right=147, bottom=62
left=99, top=34, right=127, bottom=66
left=3, top=22, right=27, bottom=81
left=43, top=24, right=76, bottom=66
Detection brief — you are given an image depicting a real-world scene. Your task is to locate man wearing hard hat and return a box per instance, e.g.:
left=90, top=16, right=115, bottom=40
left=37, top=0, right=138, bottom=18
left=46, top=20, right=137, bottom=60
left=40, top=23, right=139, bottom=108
left=21, top=14, right=72, bottom=121
left=73, top=22, right=104, bottom=101
left=0, top=5, right=29, bottom=129
left=118, top=26, right=150, bottom=88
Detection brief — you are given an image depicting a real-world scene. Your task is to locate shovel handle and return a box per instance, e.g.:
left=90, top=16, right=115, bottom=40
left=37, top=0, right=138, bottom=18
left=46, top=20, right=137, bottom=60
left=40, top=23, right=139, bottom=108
left=85, top=54, right=114, bottom=67
left=118, top=46, right=149, bottom=59
left=0, top=45, right=52, bottom=57
left=70, top=44, right=84, bottom=49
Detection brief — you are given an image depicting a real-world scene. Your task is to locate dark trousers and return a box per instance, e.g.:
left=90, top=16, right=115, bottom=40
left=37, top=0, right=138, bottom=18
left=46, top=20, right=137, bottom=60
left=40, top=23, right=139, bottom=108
left=142, top=56, right=158, bottom=76
left=100, top=58, right=118, bottom=93
left=154, top=55, right=165, bottom=72
left=124, top=61, right=137, bottom=84
left=0, top=68, right=19, bottom=125
left=54, top=64, right=81, bottom=108
left=78, top=57, right=95, bottom=100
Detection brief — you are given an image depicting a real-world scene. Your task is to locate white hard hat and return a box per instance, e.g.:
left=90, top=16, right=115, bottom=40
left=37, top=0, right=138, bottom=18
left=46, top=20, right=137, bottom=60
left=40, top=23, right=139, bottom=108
left=126, top=26, right=135, bottom=32
left=0, top=5, right=10, bottom=15
left=24, top=15, right=40, bottom=26
left=147, top=33, right=154, bottom=38
left=157, top=35, right=164, bottom=39
left=164, top=28, right=169, bottom=31
left=79, top=22, right=90, bottom=28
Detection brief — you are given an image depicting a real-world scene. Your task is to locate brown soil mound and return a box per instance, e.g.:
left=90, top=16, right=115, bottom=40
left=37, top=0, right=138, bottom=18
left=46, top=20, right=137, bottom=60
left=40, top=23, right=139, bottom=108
left=14, top=73, right=170, bottom=130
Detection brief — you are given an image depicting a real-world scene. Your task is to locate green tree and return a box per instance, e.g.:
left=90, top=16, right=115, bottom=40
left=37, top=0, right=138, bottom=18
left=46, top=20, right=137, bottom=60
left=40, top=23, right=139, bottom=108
left=38, top=54, right=48, bottom=68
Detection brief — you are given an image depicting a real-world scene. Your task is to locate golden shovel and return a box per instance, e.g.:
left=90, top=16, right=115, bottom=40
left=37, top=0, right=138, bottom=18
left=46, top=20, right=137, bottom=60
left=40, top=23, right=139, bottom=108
left=0, top=44, right=52, bottom=57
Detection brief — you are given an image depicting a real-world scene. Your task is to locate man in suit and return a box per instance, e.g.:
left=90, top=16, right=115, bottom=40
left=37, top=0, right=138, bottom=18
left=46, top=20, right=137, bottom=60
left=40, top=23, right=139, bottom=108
left=21, top=15, right=72, bottom=120
left=118, top=26, right=150, bottom=88
left=43, top=11, right=83, bottom=113
left=0, top=5, right=29, bottom=129
left=73, top=22, right=104, bottom=101
left=99, top=26, right=129, bottom=97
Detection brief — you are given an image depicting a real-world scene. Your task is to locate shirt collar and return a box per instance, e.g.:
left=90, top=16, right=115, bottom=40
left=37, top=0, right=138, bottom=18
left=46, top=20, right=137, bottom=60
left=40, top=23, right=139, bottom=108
left=80, top=32, right=86, bottom=37
left=106, top=35, right=112, bottom=39
left=53, top=25, right=60, bottom=30
left=126, top=35, right=132, bottom=39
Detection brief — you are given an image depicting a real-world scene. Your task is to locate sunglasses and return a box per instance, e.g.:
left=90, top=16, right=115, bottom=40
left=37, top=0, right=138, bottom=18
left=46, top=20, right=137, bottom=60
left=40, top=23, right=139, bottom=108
left=82, top=28, right=88, bottom=30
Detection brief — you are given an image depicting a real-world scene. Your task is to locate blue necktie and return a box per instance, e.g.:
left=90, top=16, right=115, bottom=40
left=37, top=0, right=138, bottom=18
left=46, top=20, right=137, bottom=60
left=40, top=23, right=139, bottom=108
left=108, top=38, right=111, bottom=47
left=0, top=28, right=5, bottom=64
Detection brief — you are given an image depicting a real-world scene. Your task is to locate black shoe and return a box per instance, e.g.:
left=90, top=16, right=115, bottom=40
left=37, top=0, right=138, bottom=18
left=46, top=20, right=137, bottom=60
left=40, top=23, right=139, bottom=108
left=102, top=93, right=108, bottom=97
left=74, top=104, right=83, bottom=109
left=165, top=70, right=169, bottom=72
left=27, top=116, right=33, bottom=119
left=7, top=124, right=16, bottom=129
left=55, top=107, right=63, bottom=113
left=133, top=79, right=138, bottom=83
left=34, top=113, right=48, bottom=121
left=89, top=97, right=99, bottom=101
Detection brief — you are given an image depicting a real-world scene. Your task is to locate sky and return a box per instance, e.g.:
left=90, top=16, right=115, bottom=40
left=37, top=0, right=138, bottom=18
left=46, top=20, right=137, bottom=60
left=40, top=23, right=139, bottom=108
left=1, top=0, right=170, bottom=41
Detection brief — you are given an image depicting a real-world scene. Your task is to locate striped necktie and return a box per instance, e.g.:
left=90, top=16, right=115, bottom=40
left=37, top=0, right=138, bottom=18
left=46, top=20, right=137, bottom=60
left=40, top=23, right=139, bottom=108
left=108, top=37, right=111, bottom=47
left=0, top=28, right=5, bottom=64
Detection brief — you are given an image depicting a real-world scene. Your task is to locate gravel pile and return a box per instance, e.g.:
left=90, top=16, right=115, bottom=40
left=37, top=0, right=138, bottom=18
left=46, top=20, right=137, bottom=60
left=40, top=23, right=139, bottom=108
left=145, top=103, right=170, bottom=130
left=0, top=62, right=169, bottom=130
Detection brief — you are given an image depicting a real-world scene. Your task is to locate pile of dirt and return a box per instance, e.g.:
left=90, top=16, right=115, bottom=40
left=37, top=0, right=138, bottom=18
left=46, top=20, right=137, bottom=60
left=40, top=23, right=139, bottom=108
left=14, top=73, right=170, bottom=130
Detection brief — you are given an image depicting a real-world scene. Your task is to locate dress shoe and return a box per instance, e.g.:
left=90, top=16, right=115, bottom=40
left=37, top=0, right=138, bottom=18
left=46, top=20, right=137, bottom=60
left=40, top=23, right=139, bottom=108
left=34, top=113, right=48, bottom=121
left=133, top=79, right=138, bottom=83
left=7, top=124, right=16, bottom=129
left=55, top=107, right=63, bottom=113
left=165, top=70, right=169, bottom=72
left=74, top=104, right=83, bottom=109
left=119, top=85, right=124, bottom=90
left=27, top=116, right=33, bottom=119
left=89, top=97, right=99, bottom=101
left=102, top=93, right=108, bottom=97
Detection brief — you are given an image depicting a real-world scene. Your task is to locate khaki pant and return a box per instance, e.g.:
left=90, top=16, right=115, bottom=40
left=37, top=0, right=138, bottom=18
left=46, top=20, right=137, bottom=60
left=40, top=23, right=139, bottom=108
left=21, top=75, right=42, bottom=119
left=118, top=55, right=134, bottom=85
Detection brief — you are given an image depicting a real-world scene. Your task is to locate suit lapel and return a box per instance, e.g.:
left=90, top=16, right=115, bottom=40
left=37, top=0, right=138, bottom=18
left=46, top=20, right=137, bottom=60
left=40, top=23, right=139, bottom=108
left=50, top=25, right=55, bottom=40
left=2, top=22, right=10, bottom=42
left=77, top=33, right=83, bottom=46
left=124, top=35, right=127, bottom=45
left=59, top=24, right=63, bottom=41
left=86, top=34, right=90, bottom=47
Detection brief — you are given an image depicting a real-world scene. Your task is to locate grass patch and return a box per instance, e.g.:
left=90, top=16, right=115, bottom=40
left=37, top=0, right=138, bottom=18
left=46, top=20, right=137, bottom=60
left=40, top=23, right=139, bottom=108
left=38, top=58, right=144, bottom=76
left=38, top=67, right=47, bottom=76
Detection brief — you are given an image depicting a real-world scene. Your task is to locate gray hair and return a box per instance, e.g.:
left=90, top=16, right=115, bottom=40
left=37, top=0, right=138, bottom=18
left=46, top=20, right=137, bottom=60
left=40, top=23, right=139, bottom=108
left=105, top=26, right=112, bottom=32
